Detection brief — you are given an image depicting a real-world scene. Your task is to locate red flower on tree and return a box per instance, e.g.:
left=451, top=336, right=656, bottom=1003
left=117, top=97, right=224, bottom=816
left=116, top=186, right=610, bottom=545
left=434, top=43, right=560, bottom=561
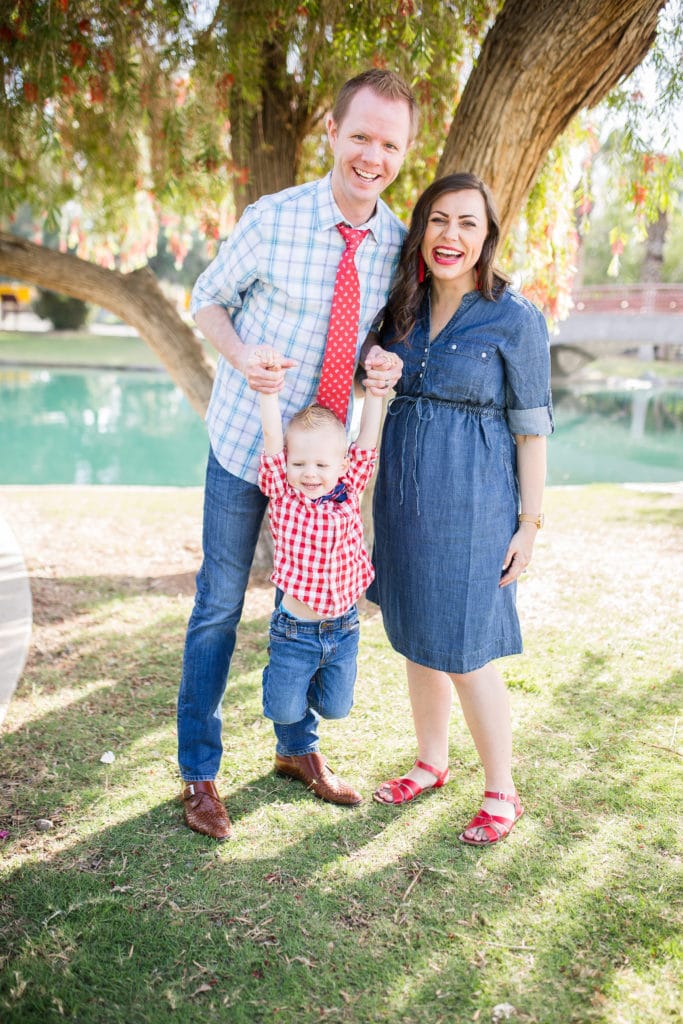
left=69, top=40, right=88, bottom=68
left=89, top=76, right=104, bottom=103
left=99, top=49, right=115, bottom=73
left=61, top=74, right=78, bottom=97
left=632, top=184, right=648, bottom=207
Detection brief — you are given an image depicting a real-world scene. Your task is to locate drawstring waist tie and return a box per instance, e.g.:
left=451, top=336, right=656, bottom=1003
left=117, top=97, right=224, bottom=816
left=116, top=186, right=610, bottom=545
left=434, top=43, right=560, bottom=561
left=386, top=395, right=504, bottom=514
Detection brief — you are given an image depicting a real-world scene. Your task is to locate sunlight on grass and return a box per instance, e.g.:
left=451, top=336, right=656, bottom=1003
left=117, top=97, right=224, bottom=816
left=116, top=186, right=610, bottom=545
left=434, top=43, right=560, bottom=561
left=1, top=482, right=681, bottom=1024
left=2, top=676, right=118, bottom=732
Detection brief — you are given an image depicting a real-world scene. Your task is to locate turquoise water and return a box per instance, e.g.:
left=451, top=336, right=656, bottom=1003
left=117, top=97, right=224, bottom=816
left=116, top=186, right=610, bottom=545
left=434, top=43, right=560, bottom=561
left=0, top=367, right=208, bottom=485
left=0, top=367, right=682, bottom=486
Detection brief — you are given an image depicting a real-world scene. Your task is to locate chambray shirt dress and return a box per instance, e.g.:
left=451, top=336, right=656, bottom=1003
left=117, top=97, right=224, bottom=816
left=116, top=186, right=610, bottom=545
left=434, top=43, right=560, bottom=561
left=367, top=287, right=554, bottom=674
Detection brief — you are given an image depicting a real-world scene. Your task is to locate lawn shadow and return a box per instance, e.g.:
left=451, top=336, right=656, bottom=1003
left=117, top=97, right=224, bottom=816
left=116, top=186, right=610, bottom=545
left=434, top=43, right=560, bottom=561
left=2, top=752, right=679, bottom=1024
left=2, top=547, right=680, bottom=1021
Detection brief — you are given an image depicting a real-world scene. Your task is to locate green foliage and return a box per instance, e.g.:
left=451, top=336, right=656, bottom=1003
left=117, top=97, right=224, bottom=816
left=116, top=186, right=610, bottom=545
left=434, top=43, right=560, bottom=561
left=0, top=0, right=681, bottom=308
left=32, top=287, right=90, bottom=329
left=0, top=0, right=495, bottom=261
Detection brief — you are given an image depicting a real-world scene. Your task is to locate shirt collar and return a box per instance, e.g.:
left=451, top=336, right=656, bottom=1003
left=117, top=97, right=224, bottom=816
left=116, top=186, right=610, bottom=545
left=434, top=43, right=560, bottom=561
left=315, top=172, right=385, bottom=244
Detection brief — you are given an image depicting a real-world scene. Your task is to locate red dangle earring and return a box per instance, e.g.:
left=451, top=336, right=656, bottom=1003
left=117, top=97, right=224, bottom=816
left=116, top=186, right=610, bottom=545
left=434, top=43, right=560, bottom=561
left=418, top=251, right=426, bottom=283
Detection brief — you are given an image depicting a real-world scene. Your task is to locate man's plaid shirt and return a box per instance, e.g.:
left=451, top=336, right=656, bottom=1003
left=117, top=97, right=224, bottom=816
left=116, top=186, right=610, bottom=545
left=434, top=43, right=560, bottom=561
left=258, top=445, right=377, bottom=617
left=191, top=173, right=405, bottom=484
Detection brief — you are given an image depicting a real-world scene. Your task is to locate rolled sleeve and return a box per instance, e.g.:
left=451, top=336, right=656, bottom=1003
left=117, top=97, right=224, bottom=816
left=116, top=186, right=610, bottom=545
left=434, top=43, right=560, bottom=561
left=507, top=404, right=554, bottom=436
left=258, top=450, right=288, bottom=498
left=503, top=297, right=554, bottom=436
left=190, top=204, right=262, bottom=317
left=345, top=444, right=378, bottom=496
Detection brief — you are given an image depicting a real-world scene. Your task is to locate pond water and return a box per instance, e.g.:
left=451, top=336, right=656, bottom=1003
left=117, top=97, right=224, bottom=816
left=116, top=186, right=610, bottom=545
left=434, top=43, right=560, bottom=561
left=0, top=366, right=682, bottom=486
left=0, top=367, right=208, bottom=486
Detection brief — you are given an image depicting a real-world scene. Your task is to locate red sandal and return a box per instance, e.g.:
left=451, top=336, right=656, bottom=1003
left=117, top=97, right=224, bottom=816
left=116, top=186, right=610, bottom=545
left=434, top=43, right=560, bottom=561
left=373, top=759, right=450, bottom=806
left=459, top=790, right=524, bottom=845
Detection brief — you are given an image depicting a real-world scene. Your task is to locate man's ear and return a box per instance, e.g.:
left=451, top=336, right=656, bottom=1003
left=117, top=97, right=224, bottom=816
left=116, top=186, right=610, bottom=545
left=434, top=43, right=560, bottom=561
left=325, top=112, right=338, bottom=148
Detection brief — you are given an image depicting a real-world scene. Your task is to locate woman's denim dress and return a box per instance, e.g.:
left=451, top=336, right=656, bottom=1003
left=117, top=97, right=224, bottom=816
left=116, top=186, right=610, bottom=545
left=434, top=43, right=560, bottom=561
left=367, top=287, right=554, bottom=673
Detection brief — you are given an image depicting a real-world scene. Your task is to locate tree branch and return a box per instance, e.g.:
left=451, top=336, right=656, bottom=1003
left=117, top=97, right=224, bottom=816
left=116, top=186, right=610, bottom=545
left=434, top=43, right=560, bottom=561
left=0, top=233, right=215, bottom=417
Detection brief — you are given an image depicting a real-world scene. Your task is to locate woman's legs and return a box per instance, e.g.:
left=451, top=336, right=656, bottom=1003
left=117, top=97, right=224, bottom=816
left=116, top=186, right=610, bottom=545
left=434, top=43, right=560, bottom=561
left=450, top=662, right=518, bottom=834
left=374, top=660, right=452, bottom=800
left=375, top=658, right=519, bottom=830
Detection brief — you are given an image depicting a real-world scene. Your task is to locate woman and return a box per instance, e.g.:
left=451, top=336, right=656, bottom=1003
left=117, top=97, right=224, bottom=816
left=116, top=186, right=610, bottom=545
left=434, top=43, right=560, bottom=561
left=368, top=173, right=553, bottom=845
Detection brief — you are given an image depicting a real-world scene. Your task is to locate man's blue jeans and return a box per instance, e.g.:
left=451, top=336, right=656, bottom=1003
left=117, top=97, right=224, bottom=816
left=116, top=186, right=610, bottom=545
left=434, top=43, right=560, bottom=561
left=177, top=448, right=324, bottom=781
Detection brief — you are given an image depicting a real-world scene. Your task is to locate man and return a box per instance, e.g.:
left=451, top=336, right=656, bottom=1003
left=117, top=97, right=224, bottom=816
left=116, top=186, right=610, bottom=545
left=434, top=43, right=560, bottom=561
left=178, top=69, right=417, bottom=839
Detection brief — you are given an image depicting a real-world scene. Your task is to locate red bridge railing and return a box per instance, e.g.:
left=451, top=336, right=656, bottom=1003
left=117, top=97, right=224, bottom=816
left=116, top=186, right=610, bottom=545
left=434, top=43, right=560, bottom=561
left=572, top=284, right=683, bottom=315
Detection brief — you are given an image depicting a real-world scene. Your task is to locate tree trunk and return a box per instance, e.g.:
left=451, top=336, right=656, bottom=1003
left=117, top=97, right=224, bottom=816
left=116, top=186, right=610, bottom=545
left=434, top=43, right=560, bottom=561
left=0, top=232, right=215, bottom=417
left=438, top=0, right=667, bottom=236
left=230, top=39, right=314, bottom=217
left=641, top=209, right=668, bottom=283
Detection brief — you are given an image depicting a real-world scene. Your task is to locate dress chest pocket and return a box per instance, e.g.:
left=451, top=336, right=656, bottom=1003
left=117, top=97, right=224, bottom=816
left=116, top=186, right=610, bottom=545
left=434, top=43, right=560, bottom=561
left=428, top=338, right=498, bottom=403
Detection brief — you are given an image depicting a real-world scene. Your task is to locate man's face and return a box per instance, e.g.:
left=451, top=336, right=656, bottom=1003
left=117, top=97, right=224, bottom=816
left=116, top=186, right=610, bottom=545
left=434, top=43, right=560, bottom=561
left=327, top=86, right=412, bottom=225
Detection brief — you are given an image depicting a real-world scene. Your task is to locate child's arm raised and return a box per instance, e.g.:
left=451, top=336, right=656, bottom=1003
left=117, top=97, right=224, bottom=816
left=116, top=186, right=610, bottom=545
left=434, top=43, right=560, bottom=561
left=246, top=348, right=286, bottom=455
left=355, top=351, right=403, bottom=450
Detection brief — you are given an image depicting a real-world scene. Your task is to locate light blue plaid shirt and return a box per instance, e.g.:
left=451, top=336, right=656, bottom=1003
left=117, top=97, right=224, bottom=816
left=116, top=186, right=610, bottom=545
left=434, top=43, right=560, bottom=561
left=191, top=172, right=406, bottom=483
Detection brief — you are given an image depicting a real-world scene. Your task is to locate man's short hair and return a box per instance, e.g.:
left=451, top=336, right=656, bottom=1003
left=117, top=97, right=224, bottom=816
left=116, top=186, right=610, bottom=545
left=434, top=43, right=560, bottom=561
left=285, top=403, right=348, bottom=449
left=331, top=69, right=419, bottom=143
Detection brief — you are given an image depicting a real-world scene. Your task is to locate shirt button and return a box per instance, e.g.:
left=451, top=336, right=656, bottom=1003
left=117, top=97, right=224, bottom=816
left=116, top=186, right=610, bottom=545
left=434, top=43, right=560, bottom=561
left=451, top=344, right=457, bottom=350
left=421, top=361, right=426, bottom=367
left=481, top=352, right=487, bottom=359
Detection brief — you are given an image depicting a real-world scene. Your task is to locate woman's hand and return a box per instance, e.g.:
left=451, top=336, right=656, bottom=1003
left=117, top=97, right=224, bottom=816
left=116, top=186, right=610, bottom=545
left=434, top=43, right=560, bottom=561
left=362, top=345, right=403, bottom=397
left=499, top=522, right=537, bottom=588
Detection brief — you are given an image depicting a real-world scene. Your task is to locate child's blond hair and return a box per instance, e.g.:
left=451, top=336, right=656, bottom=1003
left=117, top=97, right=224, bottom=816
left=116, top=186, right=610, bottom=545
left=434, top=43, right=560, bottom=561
left=285, top=403, right=347, bottom=451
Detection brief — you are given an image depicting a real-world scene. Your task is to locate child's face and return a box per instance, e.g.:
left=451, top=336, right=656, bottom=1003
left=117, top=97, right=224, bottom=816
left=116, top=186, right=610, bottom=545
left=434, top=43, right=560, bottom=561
left=286, top=424, right=349, bottom=500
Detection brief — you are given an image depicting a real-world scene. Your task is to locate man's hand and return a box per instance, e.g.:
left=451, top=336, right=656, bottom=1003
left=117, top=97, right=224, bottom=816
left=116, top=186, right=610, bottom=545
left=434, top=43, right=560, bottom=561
left=243, top=346, right=296, bottom=393
left=362, top=345, right=403, bottom=397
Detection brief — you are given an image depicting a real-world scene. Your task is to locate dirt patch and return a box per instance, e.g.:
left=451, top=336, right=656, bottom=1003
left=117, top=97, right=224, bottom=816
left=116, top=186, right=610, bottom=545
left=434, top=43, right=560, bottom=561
left=0, top=486, right=276, bottom=622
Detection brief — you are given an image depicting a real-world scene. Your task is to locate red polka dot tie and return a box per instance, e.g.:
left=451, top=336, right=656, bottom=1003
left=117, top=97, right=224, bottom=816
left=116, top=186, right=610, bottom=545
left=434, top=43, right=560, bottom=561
left=317, top=223, right=369, bottom=424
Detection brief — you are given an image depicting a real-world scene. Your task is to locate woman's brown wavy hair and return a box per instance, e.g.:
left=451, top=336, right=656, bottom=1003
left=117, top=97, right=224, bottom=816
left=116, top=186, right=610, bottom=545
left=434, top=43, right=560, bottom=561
left=382, top=172, right=509, bottom=346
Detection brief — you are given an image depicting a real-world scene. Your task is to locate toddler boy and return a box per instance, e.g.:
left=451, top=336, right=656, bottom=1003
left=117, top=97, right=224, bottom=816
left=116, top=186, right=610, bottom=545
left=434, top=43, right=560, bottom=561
left=250, top=347, right=398, bottom=804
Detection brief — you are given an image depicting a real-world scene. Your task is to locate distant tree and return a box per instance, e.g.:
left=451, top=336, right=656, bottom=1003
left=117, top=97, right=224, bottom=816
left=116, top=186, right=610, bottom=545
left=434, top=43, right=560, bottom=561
left=33, top=287, right=90, bottom=329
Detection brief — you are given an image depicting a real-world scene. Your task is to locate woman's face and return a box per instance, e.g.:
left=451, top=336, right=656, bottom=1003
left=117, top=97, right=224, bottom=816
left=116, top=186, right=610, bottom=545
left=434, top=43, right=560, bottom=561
left=420, top=189, right=488, bottom=291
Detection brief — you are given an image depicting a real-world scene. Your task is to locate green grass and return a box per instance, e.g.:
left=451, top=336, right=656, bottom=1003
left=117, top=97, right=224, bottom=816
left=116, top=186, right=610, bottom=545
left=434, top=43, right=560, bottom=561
left=0, top=484, right=681, bottom=1023
left=0, top=330, right=164, bottom=368
left=585, top=357, right=683, bottom=382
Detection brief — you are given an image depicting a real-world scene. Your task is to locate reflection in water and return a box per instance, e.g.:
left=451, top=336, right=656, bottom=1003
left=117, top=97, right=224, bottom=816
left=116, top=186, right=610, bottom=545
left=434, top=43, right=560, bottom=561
left=549, top=383, right=683, bottom=485
left=0, top=367, right=208, bottom=485
left=1, top=368, right=682, bottom=486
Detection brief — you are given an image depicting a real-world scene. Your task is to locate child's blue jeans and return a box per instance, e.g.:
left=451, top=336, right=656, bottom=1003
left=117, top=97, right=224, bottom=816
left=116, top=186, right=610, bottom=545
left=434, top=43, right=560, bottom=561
left=262, top=604, right=360, bottom=756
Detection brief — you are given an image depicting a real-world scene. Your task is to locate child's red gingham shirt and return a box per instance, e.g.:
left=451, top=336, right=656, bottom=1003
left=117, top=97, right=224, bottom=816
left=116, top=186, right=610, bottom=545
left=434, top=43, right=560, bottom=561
left=258, top=444, right=377, bottom=617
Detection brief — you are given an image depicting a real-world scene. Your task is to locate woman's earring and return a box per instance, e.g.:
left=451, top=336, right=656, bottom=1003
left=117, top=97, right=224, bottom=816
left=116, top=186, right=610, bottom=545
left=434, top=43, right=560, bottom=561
left=418, top=252, right=426, bottom=283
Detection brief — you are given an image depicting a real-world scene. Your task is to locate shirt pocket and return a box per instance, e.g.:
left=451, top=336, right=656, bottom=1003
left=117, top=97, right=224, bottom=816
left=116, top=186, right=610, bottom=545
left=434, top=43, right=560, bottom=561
left=427, top=338, right=498, bottom=403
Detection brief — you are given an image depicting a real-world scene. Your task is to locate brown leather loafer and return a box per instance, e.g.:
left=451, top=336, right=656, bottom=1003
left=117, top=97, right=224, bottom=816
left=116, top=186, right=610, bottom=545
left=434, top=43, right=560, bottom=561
left=274, top=752, right=363, bottom=806
left=182, top=780, right=233, bottom=840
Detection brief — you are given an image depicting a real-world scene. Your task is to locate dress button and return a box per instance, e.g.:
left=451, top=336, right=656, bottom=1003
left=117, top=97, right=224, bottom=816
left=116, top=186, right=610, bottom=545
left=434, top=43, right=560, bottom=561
left=421, top=361, right=426, bottom=367
left=451, top=344, right=457, bottom=350
left=481, top=352, right=487, bottom=359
